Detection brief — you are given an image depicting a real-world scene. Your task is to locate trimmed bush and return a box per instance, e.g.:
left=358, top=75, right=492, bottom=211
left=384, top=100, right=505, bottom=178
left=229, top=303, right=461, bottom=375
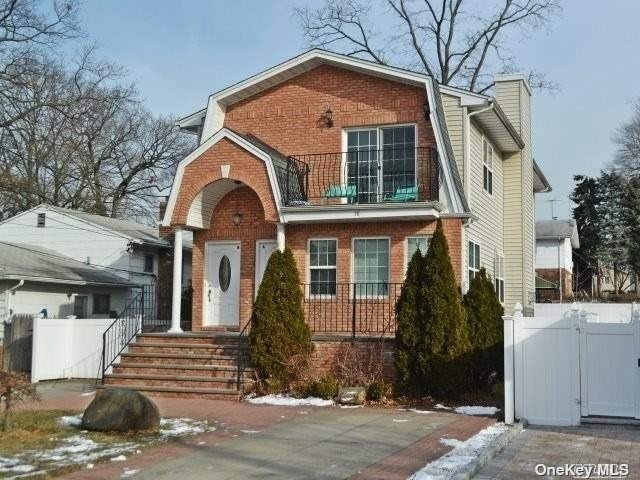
left=395, top=219, right=471, bottom=397
left=249, top=248, right=312, bottom=391
left=308, top=374, right=339, bottom=400
left=366, top=379, right=388, bottom=402
left=463, top=267, right=504, bottom=390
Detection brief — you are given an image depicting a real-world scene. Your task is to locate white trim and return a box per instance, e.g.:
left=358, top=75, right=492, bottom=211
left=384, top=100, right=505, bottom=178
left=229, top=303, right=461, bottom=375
left=306, top=237, right=338, bottom=299
left=351, top=236, right=391, bottom=299
left=281, top=203, right=442, bottom=223
left=482, top=136, right=494, bottom=197
left=254, top=239, right=277, bottom=298
left=468, top=240, right=481, bottom=291
left=162, top=128, right=283, bottom=227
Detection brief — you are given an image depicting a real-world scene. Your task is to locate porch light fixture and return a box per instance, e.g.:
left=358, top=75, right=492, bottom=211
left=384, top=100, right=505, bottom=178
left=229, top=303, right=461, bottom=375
left=322, top=106, right=334, bottom=128
left=231, top=213, right=243, bottom=226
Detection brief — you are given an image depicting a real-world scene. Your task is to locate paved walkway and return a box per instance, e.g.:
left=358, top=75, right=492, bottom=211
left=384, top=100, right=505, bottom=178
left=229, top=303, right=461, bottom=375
left=24, top=381, right=494, bottom=480
left=475, top=423, right=640, bottom=479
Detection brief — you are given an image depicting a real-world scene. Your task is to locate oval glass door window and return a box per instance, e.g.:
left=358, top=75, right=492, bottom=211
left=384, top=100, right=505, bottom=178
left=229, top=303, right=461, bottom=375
left=219, top=255, right=231, bottom=292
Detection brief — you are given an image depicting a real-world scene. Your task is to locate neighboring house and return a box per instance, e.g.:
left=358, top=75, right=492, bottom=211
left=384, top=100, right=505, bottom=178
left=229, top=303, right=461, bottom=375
left=160, top=48, right=550, bottom=332
left=0, top=204, right=193, bottom=295
left=0, top=241, right=135, bottom=326
left=535, top=219, right=580, bottom=301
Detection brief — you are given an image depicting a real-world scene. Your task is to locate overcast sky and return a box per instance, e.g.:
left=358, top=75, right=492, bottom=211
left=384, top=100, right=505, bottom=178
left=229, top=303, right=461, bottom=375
left=78, top=0, right=640, bottom=220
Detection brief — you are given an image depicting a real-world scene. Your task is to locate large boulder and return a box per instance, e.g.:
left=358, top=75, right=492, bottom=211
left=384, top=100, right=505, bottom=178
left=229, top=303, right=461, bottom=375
left=337, top=386, right=366, bottom=405
left=81, top=388, right=160, bottom=432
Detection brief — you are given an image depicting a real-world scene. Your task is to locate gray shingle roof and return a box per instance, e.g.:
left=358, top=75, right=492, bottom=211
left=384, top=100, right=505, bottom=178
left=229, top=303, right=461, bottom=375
left=0, top=242, right=134, bottom=287
left=536, top=219, right=580, bottom=248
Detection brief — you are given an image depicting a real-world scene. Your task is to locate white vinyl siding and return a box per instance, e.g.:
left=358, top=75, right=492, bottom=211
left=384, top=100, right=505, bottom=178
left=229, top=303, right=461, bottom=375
left=441, top=93, right=465, bottom=182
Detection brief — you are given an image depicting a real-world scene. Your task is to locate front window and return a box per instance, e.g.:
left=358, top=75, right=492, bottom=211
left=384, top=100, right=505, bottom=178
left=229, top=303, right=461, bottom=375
left=309, top=239, right=337, bottom=295
left=73, top=295, right=88, bottom=317
left=405, top=236, right=431, bottom=270
left=483, top=138, right=494, bottom=195
left=353, top=238, right=389, bottom=296
left=468, top=241, right=481, bottom=286
left=144, top=254, right=154, bottom=273
left=346, top=125, right=416, bottom=203
left=93, top=294, right=111, bottom=315
left=495, top=254, right=505, bottom=303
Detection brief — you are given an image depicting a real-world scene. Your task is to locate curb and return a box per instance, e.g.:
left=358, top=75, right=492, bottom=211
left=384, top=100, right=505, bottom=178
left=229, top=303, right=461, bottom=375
left=453, top=422, right=524, bottom=480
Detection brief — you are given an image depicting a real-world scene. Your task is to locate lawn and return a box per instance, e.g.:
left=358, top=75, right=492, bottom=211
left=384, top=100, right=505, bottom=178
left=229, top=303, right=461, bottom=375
left=0, top=410, right=213, bottom=478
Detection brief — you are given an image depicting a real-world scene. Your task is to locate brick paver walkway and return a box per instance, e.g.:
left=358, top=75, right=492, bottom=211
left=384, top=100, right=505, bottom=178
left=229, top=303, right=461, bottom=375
left=475, top=423, right=640, bottom=479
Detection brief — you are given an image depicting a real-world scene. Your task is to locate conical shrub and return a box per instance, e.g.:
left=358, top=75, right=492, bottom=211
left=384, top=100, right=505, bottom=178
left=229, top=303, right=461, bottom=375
left=249, top=248, right=312, bottom=391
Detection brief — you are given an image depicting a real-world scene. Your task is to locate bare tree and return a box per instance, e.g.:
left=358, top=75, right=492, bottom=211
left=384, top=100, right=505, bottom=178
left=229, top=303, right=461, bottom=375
left=612, top=99, right=640, bottom=176
left=296, top=0, right=560, bottom=92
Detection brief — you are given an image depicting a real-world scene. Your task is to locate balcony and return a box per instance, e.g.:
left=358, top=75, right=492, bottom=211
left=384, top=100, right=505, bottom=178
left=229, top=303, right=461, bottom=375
left=273, top=146, right=440, bottom=209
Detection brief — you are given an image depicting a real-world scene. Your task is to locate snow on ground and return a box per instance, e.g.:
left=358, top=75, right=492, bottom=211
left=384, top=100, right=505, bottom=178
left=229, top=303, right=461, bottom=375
left=246, top=394, right=334, bottom=407
left=0, top=457, right=37, bottom=474
left=159, top=418, right=214, bottom=436
left=409, top=423, right=509, bottom=480
left=454, top=406, right=500, bottom=416
left=434, top=404, right=452, bottom=410
left=59, top=414, right=82, bottom=428
left=397, top=408, right=432, bottom=414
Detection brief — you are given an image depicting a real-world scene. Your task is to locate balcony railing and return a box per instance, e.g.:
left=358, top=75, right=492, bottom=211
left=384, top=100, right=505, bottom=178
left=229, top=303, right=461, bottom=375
left=302, top=282, right=403, bottom=336
left=274, top=146, right=439, bottom=207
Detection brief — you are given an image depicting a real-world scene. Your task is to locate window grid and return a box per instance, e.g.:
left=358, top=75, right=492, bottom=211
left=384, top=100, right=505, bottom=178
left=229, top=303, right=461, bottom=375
left=406, top=236, right=431, bottom=269
left=482, top=139, right=494, bottom=195
left=354, top=238, right=389, bottom=296
left=468, top=241, right=481, bottom=287
left=309, top=239, right=337, bottom=296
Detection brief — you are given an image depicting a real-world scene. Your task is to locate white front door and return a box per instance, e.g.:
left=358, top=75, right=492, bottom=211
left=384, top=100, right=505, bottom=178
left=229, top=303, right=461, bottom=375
left=255, top=240, right=277, bottom=296
left=204, top=242, right=241, bottom=327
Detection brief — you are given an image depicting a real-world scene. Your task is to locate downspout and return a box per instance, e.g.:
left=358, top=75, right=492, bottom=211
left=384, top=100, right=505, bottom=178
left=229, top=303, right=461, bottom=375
left=5, top=279, right=24, bottom=320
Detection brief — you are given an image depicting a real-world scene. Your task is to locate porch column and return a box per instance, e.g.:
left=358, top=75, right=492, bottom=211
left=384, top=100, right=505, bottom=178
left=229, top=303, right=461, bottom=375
left=276, top=222, right=285, bottom=252
left=169, top=228, right=184, bottom=333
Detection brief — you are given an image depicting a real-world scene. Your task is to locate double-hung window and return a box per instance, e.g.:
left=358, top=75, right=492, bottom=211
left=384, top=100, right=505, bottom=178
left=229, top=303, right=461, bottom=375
left=482, top=138, right=493, bottom=195
left=495, top=254, right=505, bottom=303
left=405, top=236, right=431, bottom=269
left=353, top=238, right=389, bottom=296
left=309, top=239, right=337, bottom=296
left=468, top=241, right=481, bottom=286
left=346, top=125, right=416, bottom=203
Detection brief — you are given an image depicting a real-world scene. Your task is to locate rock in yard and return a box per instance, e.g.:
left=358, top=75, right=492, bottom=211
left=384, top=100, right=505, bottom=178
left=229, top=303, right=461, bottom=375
left=81, top=388, right=160, bottom=432
left=337, top=387, right=366, bottom=405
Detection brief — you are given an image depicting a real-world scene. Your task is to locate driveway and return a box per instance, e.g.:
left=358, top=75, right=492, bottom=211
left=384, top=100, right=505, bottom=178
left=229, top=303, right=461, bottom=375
left=26, top=381, right=494, bottom=480
left=475, top=423, right=640, bottom=479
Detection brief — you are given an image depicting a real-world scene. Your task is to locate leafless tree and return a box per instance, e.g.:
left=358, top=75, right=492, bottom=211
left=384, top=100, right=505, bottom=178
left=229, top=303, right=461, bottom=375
left=296, top=0, right=560, bottom=93
left=612, top=99, right=640, bottom=176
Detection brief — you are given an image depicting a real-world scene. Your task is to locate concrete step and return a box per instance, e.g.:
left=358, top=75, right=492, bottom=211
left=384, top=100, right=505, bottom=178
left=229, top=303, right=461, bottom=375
left=119, top=352, right=246, bottom=367
left=104, top=373, right=252, bottom=389
left=113, top=363, right=255, bottom=379
left=97, top=384, right=241, bottom=400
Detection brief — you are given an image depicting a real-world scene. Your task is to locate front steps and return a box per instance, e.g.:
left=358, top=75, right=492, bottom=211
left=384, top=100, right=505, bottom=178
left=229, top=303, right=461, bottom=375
left=101, top=333, right=255, bottom=399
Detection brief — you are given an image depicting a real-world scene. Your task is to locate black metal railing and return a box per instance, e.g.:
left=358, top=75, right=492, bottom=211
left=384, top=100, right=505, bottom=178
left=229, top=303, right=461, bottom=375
left=302, top=282, right=403, bottom=337
left=278, top=146, right=439, bottom=206
left=141, top=284, right=193, bottom=333
left=101, top=292, right=144, bottom=381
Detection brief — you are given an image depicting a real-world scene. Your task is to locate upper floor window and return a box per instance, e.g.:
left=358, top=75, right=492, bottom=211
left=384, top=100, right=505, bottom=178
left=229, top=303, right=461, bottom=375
left=309, top=239, right=337, bottom=296
left=495, top=254, right=505, bottom=303
left=144, top=254, right=154, bottom=273
left=346, top=125, right=416, bottom=203
left=482, top=138, right=494, bottom=195
left=468, top=241, right=481, bottom=286
left=37, top=212, right=46, bottom=228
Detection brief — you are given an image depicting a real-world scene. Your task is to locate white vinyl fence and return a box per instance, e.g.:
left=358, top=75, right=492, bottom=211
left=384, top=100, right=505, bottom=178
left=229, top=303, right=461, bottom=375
left=504, top=303, right=640, bottom=426
left=31, top=317, right=114, bottom=382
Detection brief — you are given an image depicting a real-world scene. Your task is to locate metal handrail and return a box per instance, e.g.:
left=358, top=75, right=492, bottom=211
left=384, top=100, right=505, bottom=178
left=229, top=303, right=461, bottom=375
left=100, top=292, right=144, bottom=382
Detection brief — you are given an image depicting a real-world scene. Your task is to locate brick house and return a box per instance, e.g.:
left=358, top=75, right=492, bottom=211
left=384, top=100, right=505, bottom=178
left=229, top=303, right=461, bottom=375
left=102, top=50, right=550, bottom=397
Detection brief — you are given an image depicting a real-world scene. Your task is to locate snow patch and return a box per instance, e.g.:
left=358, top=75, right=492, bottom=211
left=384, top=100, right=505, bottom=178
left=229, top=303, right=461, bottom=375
left=240, top=430, right=261, bottom=434
left=246, top=394, right=334, bottom=407
left=409, top=423, right=509, bottom=480
left=454, top=406, right=500, bottom=416
left=159, top=418, right=214, bottom=437
left=398, top=408, right=432, bottom=414
left=110, top=455, right=127, bottom=462
left=59, top=414, right=82, bottom=428
left=434, top=404, right=452, bottom=410
left=0, top=457, right=37, bottom=474
left=339, top=405, right=363, bottom=409
left=121, top=468, right=140, bottom=477
left=392, top=418, right=409, bottom=423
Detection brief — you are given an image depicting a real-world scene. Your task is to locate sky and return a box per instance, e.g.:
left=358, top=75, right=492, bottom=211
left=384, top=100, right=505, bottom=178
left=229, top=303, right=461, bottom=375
left=76, top=0, right=640, bottom=220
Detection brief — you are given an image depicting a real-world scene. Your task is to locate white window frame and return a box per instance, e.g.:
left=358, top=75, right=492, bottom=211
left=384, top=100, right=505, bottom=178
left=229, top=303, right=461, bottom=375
left=308, top=238, right=338, bottom=298
left=495, top=253, right=505, bottom=304
left=468, top=241, right=481, bottom=287
left=351, top=236, right=391, bottom=298
left=482, top=137, right=494, bottom=196
left=404, top=235, right=432, bottom=271
left=341, top=124, right=419, bottom=201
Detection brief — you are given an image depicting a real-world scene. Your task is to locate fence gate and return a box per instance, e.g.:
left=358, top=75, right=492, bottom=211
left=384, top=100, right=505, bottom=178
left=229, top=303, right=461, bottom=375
left=2, top=314, right=33, bottom=373
left=507, top=303, right=640, bottom=426
left=579, top=317, right=640, bottom=418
